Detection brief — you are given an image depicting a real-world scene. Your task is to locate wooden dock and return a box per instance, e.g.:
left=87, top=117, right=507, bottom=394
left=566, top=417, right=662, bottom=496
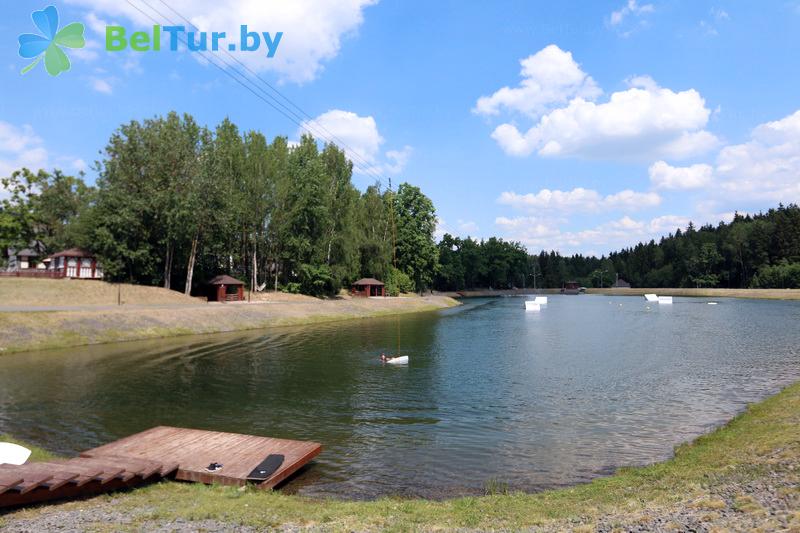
left=0, top=426, right=322, bottom=509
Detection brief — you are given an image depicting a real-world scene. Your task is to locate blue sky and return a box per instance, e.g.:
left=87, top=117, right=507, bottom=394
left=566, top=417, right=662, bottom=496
left=2, top=0, right=800, bottom=256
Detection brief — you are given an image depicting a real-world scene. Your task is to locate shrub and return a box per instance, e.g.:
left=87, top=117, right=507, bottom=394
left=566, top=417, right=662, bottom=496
left=385, top=266, right=414, bottom=296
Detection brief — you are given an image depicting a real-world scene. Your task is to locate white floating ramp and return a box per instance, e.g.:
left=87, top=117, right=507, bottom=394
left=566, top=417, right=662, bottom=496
left=533, top=296, right=548, bottom=305
left=524, top=301, right=541, bottom=311
left=644, top=293, right=659, bottom=302
left=657, top=296, right=673, bottom=304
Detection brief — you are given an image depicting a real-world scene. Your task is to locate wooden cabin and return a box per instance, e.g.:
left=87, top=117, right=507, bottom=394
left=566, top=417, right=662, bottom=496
left=207, top=275, right=245, bottom=302
left=351, top=277, right=385, bottom=297
left=49, top=248, right=103, bottom=279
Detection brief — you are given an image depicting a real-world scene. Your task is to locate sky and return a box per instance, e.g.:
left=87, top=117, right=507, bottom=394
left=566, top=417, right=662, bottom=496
left=1, top=0, right=800, bottom=256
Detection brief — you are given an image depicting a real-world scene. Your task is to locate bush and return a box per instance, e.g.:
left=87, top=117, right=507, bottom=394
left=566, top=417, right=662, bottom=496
left=281, top=282, right=301, bottom=294
left=297, top=263, right=338, bottom=297
left=750, top=262, right=800, bottom=288
left=385, top=266, right=414, bottom=296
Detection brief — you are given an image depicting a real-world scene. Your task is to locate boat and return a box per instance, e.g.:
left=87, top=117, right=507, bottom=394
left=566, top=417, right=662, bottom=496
left=644, top=293, right=659, bottom=302
left=524, top=301, right=541, bottom=311
left=0, top=442, right=31, bottom=465
left=386, top=355, right=409, bottom=365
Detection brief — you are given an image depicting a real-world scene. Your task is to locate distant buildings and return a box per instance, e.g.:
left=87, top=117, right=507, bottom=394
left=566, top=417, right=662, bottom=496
left=3, top=246, right=103, bottom=279
left=612, top=277, right=631, bottom=288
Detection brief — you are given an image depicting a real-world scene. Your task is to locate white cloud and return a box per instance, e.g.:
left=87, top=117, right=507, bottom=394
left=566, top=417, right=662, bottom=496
left=497, top=187, right=661, bottom=213
left=91, top=77, right=114, bottom=94
left=65, top=0, right=377, bottom=84
left=609, top=0, right=654, bottom=28
left=457, top=220, right=479, bottom=235
left=300, top=109, right=411, bottom=176
left=301, top=109, right=382, bottom=164
left=473, top=45, right=600, bottom=118
left=715, top=109, right=800, bottom=204
left=477, top=51, right=719, bottom=161
left=649, top=160, right=713, bottom=190
left=384, top=146, right=413, bottom=175
left=489, top=75, right=718, bottom=159
left=495, top=213, right=691, bottom=254
left=0, top=122, right=50, bottom=182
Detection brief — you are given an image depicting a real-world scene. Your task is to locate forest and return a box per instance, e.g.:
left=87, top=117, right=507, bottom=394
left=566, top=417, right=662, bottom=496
left=1, top=111, right=799, bottom=294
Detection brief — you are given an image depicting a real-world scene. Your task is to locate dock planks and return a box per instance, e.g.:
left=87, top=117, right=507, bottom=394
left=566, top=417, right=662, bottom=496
left=0, top=426, right=321, bottom=509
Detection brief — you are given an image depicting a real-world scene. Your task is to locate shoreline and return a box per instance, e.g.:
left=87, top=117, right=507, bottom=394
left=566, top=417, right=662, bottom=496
left=0, top=295, right=460, bottom=355
left=2, top=379, right=797, bottom=530
left=440, top=287, right=800, bottom=300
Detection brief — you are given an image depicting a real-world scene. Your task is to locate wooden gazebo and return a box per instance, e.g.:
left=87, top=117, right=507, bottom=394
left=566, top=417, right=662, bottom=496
left=207, top=275, right=245, bottom=302
left=351, top=277, right=385, bottom=297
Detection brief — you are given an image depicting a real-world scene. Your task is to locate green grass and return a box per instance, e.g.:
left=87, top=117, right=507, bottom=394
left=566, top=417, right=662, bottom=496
left=5, top=380, right=799, bottom=530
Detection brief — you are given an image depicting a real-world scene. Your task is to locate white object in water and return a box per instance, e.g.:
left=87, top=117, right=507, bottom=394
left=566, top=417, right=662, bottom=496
left=533, top=296, right=548, bottom=305
left=657, top=296, right=673, bottom=304
left=708, top=302, right=718, bottom=305
left=0, top=442, right=31, bottom=465
left=644, top=293, right=659, bottom=302
left=386, top=355, right=409, bottom=365
left=524, top=301, right=541, bottom=311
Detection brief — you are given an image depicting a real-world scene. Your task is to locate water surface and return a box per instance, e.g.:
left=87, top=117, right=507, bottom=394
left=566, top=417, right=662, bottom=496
left=1, top=295, right=798, bottom=498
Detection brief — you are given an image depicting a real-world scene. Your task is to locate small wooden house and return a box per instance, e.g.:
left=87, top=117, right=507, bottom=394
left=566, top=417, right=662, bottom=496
left=351, top=278, right=385, bottom=297
left=612, top=277, right=631, bottom=288
left=207, top=275, right=245, bottom=302
left=49, top=248, right=103, bottom=279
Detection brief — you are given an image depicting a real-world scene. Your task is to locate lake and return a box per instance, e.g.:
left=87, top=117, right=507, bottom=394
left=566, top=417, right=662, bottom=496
left=1, top=295, right=798, bottom=499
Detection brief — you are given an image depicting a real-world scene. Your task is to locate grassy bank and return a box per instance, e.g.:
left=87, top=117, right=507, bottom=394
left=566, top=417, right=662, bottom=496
left=3, top=381, right=798, bottom=531
left=0, top=280, right=459, bottom=354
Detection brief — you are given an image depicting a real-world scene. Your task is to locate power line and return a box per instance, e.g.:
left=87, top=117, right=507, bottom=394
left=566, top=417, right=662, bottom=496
left=123, top=0, right=392, bottom=189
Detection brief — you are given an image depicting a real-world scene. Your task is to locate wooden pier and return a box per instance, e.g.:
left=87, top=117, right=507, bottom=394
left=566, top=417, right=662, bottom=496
left=0, top=426, right=322, bottom=509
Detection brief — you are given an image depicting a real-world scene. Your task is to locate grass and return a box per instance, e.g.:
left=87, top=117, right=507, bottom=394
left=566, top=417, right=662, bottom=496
left=0, top=278, right=203, bottom=307
left=0, top=296, right=460, bottom=354
left=4, top=380, right=798, bottom=530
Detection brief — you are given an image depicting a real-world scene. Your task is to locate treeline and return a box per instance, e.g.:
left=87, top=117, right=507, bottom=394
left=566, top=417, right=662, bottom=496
left=2, top=111, right=799, bottom=294
left=434, top=205, right=800, bottom=290
left=0, top=112, right=437, bottom=296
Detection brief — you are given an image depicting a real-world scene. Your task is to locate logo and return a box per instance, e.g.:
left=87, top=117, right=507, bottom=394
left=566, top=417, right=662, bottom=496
left=105, top=25, right=283, bottom=57
left=18, top=5, right=85, bottom=76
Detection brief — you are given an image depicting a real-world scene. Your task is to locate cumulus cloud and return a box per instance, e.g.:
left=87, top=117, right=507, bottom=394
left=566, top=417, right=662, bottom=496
left=649, top=160, right=713, bottom=190
left=478, top=49, right=719, bottom=160
left=65, top=0, right=376, bottom=83
left=497, top=187, right=661, bottom=213
left=473, top=45, right=600, bottom=118
left=715, top=109, right=800, bottom=204
left=0, top=122, right=50, bottom=185
left=299, top=109, right=411, bottom=175
left=489, top=75, right=718, bottom=159
left=495, top=213, right=692, bottom=254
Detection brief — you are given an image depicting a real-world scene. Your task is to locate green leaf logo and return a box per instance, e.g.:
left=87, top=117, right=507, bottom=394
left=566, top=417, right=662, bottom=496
left=18, top=5, right=85, bottom=76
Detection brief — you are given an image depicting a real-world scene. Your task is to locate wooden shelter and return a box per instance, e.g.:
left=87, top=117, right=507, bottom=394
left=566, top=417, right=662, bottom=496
left=49, top=248, right=103, bottom=279
left=351, top=277, right=385, bottom=297
left=207, top=274, right=245, bottom=302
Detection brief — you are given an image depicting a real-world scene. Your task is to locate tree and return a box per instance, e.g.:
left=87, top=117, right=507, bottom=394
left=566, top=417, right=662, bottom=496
left=394, top=183, right=438, bottom=292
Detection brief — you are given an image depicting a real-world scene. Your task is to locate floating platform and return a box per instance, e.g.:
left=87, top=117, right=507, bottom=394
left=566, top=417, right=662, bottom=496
left=0, top=426, right=322, bottom=509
